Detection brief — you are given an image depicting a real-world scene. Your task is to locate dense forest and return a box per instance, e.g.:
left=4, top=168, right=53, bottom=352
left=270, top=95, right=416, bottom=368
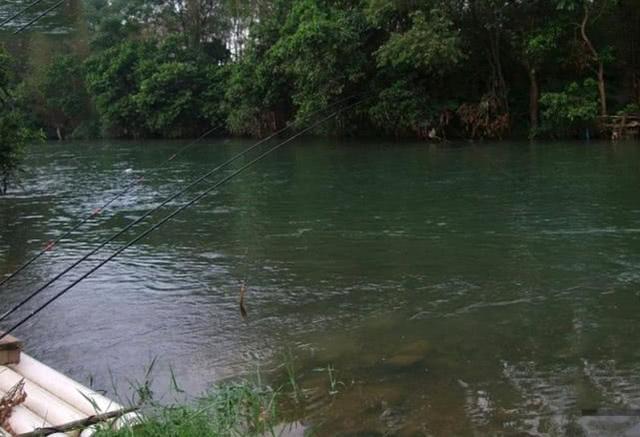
left=0, top=0, right=640, bottom=143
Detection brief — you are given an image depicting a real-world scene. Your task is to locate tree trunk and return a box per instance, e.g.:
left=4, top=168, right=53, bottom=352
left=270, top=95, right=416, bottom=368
left=581, top=6, right=607, bottom=116
left=596, top=62, right=607, bottom=116
left=488, top=31, right=509, bottom=114
left=56, top=126, right=63, bottom=141
left=528, top=67, right=540, bottom=132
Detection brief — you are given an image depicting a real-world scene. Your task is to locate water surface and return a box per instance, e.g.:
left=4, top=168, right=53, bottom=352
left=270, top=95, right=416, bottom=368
left=1, top=139, right=639, bottom=435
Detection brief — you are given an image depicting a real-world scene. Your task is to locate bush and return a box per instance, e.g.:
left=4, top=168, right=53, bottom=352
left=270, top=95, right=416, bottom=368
left=539, top=79, right=599, bottom=137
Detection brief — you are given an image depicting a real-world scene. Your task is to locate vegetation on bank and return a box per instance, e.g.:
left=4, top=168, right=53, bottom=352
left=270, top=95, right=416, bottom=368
left=80, top=346, right=353, bottom=437
left=94, top=381, right=281, bottom=437
left=0, top=0, right=638, bottom=142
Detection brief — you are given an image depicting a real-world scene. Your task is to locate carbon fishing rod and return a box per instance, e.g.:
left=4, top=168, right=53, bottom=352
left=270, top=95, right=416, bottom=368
left=0, top=125, right=221, bottom=290
left=0, top=94, right=361, bottom=324
left=0, top=0, right=46, bottom=27
left=13, top=0, right=64, bottom=34
left=0, top=98, right=364, bottom=341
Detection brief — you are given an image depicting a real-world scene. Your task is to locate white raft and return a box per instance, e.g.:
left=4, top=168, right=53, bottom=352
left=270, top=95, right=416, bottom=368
left=0, top=334, right=137, bottom=436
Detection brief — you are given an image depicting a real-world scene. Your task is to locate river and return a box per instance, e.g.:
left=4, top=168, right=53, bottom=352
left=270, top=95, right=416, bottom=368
left=1, top=139, right=639, bottom=435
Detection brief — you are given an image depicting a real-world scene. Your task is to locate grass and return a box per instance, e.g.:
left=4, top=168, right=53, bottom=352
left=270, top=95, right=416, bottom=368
left=326, top=365, right=344, bottom=396
left=93, top=379, right=281, bottom=437
left=281, top=348, right=302, bottom=403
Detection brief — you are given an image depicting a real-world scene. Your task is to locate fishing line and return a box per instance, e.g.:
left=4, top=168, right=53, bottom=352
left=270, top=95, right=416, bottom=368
left=0, top=98, right=364, bottom=340
left=0, top=0, right=46, bottom=27
left=0, top=94, right=361, bottom=324
left=13, top=0, right=64, bottom=34
left=0, top=125, right=222, bottom=289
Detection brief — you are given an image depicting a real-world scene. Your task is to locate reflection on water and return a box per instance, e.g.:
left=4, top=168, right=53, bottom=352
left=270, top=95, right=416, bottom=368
left=0, top=139, right=639, bottom=435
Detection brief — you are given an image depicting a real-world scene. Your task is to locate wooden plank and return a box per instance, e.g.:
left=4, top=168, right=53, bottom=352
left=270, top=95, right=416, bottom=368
left=0, top=333, right=22, bottom=365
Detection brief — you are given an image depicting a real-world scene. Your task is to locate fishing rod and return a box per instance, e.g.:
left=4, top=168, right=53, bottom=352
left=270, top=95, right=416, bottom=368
left=0, top=0, right=46, bottom=27
left=0, top=125, right=221, bottom=290
left=0, top=94, right=361, bottom=324
left=13, top=0, right=64, bottom=34
left=0, top=98, right=364, bottom=341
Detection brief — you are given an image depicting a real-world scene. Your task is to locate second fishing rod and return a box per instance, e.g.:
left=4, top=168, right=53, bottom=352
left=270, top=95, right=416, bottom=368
left=0, top=95, right=361, bottom=324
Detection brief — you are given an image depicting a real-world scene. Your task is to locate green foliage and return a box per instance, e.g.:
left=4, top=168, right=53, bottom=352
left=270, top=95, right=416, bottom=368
left=85, top=41, right=153, bottom=137
left=269, top=0, right=368, bottom=127
left=135, top=62, right=206, bottom=137
left=224, top=1, right=293, bottom=136
left=520, top=23, right=563, bottom=66
left=375, top=9, right=462, bottom=73
left=85, top=36, right=227, bottom=138
left=42, top=56, right=87, bottom=118
left=540, top=79, right=599, bottom=135
left=37, top=55, right=90, bottom=137
left=225, top=59, right=268, bottom=136
left=201, top=65, right=229, bottom=127
left=0, top=48, right=10, bottom=91
left=0, top=46, right=43, bottom=194
left=369, top=79, right=434, bottom=137
left=617, top=103, right=640, bottom=115
left=0, top=111, right=43, bottom=194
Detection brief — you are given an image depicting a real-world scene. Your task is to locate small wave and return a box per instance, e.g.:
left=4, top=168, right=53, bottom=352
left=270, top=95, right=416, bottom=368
left=448, top=297, right=539, bottom=316
left=541, top=228, right=640, bottom=235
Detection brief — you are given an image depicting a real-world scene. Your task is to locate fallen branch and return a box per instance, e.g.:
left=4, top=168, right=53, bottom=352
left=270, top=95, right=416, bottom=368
left=16, top=406, right=139, bottom=437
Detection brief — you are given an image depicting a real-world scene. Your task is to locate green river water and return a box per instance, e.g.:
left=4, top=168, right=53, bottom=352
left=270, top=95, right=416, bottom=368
left=1, top=139, right=639, bottom=435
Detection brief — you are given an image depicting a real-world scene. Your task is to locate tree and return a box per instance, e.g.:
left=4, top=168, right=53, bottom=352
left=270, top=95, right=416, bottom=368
left=135, top=61, right=209, bottom=137
left=85, top=40, right=154, bottom=137
left=508, top=5, right=565, bottom=134
left=558, top=0, right=616, bottom=116
left=224, top=0, right=293, bottom=136
left=369, top=4, right=462, bottom=137
left=36, top=55, right=90, bottom=140
left=268, top=0, right=371, bottom=132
